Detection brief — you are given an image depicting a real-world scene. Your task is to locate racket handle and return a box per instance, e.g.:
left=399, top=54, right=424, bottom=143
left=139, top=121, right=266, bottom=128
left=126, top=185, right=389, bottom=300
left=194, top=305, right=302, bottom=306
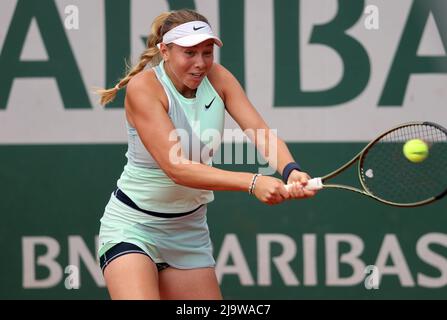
left=306, top=178, right=323, bottom=190
left=285, top=178, right=323, bottom=192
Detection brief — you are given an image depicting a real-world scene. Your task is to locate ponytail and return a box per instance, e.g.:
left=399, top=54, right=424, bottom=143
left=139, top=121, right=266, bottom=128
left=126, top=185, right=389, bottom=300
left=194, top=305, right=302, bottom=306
left=97, top=12, right=170, bottom=105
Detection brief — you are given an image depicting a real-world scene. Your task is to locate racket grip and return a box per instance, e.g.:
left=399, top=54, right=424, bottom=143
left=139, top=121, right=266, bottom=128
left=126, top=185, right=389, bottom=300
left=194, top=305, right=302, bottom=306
left=285, top=178, right=323, bottom=192
left=305, top=178, right=323, bottom=190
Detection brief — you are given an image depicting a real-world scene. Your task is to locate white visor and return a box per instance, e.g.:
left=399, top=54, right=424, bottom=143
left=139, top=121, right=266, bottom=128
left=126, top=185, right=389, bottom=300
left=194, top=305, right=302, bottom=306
left=158, top=21, right=223, bottom=48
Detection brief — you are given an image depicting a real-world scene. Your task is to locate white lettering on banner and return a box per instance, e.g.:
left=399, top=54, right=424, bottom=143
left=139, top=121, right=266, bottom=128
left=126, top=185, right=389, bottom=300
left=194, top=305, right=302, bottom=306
left=374, top=234, right=415, bottom=286
left=68, top=235, right=104, bottom=287
left=326, top=234, right=366, bottom=286
left=416, top=233, right=447, bottom=288
left=23, top=237, right=62, bottom=288
left=215, top=234, right=255, bottom=285
left=216, top=233, right=447, bottom=287
left=21, top=236, right=104, bottom=289
left=0, top=0, right=445, bottom=143
left=257, top=234, right=299, bottom=286
left=21, top=233, right=447, bottom=289
left=216, top=233, right=447, bottom=289
left=303, top=234, right=318, bottom=286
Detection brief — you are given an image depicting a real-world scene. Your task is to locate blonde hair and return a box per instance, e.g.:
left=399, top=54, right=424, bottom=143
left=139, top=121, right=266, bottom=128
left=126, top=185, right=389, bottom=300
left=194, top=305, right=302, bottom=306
left=97, top=9, right=209, bottom=105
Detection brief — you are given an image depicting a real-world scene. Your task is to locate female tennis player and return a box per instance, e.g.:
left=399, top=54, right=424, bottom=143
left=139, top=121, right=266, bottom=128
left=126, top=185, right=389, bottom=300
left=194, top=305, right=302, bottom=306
left=96, top=9, right=316, bottom=300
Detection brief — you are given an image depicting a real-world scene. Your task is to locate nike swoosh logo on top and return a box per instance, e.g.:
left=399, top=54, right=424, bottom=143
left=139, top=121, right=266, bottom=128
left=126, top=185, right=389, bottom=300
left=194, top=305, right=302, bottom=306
left=205, top=97, right=216, bottom=109
left=193, top=26, right=206, bottom=31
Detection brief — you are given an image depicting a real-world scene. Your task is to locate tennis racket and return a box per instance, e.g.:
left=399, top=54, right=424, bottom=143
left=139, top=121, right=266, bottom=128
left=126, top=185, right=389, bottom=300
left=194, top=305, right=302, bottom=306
left=285, top=121, right=447, bottom=207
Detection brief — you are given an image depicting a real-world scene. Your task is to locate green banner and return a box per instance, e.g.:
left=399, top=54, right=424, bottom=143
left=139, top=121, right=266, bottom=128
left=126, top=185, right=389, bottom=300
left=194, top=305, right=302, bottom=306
left=1, top=144, right=445, bottom=299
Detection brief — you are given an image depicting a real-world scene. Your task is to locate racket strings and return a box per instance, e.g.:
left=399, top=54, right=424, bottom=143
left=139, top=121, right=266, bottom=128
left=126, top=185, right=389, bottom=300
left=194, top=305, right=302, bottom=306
left=360, top=124, right=447, bottom=204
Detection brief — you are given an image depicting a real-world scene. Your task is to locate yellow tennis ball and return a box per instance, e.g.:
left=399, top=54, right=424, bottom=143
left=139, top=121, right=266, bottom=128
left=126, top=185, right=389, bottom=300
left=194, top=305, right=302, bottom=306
left=403, top=139, right=429, bottom=163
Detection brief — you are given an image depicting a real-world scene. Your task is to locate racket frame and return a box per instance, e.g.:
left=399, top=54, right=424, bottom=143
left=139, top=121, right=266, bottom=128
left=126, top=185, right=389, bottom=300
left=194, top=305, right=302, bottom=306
left=303, top=121, right=447, bottom=207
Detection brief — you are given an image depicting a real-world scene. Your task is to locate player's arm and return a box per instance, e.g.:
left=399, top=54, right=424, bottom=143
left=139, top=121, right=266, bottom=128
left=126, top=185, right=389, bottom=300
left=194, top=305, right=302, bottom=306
left=208, top=64, right=316, bottom=198
left=125, top=73, right=261, bottom=192
left=209, top=64, right=298, bottom=177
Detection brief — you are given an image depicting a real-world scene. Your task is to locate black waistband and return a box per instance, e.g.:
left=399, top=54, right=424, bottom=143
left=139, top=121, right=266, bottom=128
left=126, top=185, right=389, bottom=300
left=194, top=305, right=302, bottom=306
left=114, top=188, right=203, bottom=218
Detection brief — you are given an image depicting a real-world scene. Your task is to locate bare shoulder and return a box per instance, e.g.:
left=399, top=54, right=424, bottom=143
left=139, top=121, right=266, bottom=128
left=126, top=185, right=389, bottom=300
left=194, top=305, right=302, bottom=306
left=207, top=63, right=241, bottom=100
left=208, top=63, right=234, bottom=83
left=125, top=69, right=168, bottom=112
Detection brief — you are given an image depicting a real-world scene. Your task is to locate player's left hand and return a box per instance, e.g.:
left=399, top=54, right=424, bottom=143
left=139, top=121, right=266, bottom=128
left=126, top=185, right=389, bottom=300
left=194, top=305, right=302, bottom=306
left=286, top=170, right=317, bottom=199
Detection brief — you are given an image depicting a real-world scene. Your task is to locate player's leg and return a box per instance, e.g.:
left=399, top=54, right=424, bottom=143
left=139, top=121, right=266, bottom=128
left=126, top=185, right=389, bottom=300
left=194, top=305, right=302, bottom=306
left=102, top=243, right=160, bottom=300
left=159, top=267, right=222, bottom=300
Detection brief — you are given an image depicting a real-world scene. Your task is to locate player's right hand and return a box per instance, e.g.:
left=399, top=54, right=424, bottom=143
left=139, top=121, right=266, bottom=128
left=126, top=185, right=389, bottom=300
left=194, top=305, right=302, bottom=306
left=253, top=176, right=290, bottom=205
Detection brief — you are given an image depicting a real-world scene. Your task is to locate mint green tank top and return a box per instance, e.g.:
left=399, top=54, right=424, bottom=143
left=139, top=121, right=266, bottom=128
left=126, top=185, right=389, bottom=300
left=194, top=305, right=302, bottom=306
left=116, top=61, right=225, bottom=213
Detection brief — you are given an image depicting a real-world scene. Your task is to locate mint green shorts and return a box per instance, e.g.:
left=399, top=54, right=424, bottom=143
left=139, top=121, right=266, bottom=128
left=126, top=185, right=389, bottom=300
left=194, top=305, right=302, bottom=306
left=98, top=192, right=215, bottom=269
